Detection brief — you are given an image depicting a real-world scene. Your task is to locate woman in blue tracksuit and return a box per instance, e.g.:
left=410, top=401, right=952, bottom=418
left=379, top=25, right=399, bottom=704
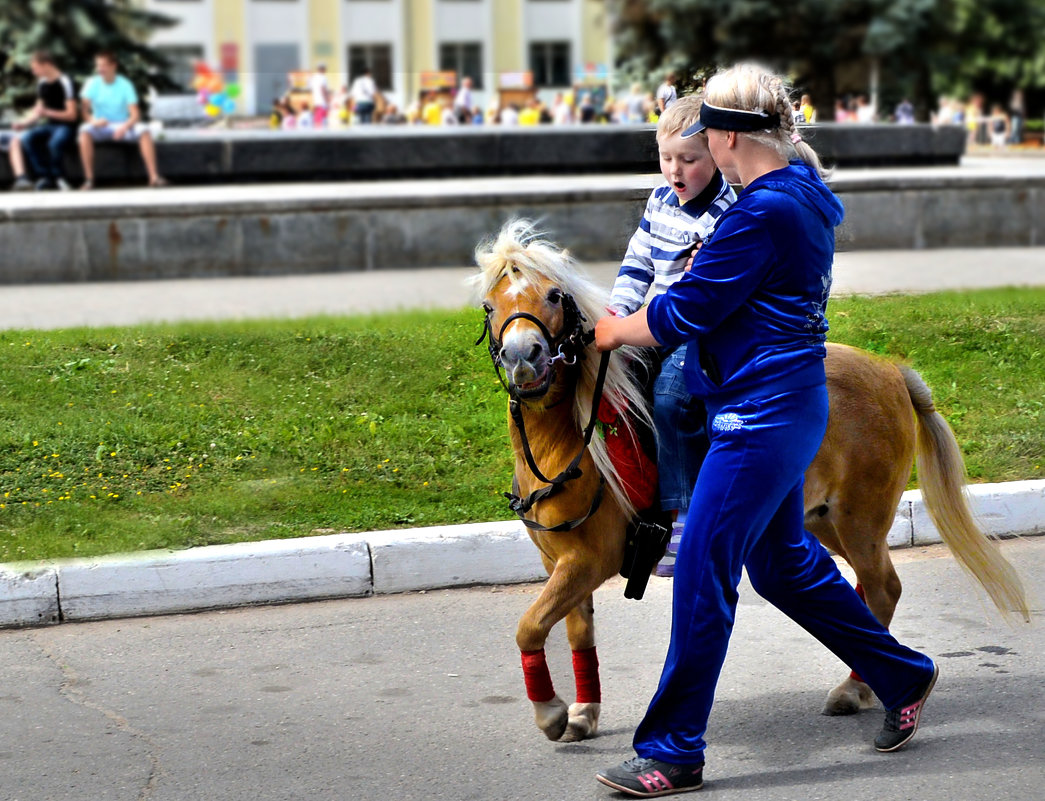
left=593, top=64, right=938, bottom=798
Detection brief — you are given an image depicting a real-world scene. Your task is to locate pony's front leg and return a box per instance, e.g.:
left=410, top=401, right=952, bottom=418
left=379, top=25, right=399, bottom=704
left=561, top=595, right=601, bottom=742
left=516, top=559, right=598, bottom=741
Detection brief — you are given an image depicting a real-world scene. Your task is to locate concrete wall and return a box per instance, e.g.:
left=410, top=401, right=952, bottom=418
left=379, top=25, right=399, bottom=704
left=2, top=169, right=1043, bottom=284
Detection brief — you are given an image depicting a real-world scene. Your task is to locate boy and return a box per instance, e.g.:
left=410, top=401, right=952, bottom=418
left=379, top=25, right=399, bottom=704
left=78, top=51, right=166, bottom=189
left=608, top=94, right=736, bottom=576
left=9, top=50, right=78, bottom=191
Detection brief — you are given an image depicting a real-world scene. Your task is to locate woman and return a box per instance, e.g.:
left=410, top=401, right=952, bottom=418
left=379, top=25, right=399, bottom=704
left=593, top=64, right=938, bottom=798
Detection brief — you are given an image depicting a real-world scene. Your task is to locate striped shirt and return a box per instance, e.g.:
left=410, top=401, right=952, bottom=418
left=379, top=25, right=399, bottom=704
left=609, top=173, right=736, bottom=316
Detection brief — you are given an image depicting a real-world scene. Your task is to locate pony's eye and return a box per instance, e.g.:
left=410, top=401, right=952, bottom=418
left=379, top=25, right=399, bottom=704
left=547, top=288, right=563, bottom=304
left=482, top=303, right=493, bottom=315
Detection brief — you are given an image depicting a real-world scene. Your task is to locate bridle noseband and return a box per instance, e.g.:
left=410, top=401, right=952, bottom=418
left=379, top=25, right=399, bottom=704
left=475, top=289, right=593, bottom=394
left=476, top=289, right=611, bottom=533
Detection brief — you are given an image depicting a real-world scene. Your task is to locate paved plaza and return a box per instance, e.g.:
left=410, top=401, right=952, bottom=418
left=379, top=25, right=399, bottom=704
left=1, top=539, right=1042, bottom=801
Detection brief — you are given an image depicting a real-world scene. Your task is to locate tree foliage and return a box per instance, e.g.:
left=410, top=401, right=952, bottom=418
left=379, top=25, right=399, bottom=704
left=0, top=0, right=178, bottom=116
left=611, top=0, right=1045, bottom=120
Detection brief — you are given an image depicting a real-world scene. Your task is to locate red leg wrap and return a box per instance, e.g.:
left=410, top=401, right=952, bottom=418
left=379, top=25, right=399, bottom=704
left=572, top=647, right=601, bottom=704
left=521, top=649, right=555, bottom=703
left=850, top=583, right=866, bottom=683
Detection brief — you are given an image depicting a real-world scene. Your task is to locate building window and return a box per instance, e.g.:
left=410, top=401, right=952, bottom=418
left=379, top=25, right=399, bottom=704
left=438, top=42, right=483, bottom=89
left=529, top=41, right=570, bottom=88
left=154, top=45, right=205, bottom=93
left=348, top=44, right=394, bottom=91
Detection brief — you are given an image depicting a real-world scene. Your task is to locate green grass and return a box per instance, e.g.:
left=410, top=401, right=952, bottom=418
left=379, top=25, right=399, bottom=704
left=1, top=287, right=1042, bottom=563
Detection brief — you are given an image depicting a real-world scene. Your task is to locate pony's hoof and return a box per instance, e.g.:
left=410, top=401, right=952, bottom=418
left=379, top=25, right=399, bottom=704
left=533, top=695, right=569, bottom=740
left=822, top=677, right=876, bottom=716
left=560, top=702, right=600, bottom=742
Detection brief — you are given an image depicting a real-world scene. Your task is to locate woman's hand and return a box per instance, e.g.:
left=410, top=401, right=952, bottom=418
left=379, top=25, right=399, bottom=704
left=595, top=306, right=661, bottom=350
left=595, top=314, right=624, bottom=352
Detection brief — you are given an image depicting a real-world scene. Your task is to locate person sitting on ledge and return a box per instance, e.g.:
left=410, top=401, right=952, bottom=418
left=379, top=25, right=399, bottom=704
left=9, top=50, right=79, bottom=191
left=77, top=50, right=166, bottom=190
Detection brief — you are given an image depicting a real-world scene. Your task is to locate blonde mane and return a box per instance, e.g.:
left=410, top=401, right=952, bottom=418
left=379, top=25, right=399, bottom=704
left=471, top=220, right=653, bottom=518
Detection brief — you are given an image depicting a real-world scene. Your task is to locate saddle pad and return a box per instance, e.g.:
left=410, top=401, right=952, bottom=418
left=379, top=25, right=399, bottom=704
left=598, top=398, right=658, bottom=511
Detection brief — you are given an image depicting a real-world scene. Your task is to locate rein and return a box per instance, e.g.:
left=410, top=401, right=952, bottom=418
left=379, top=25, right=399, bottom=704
left=476, top=291, right=612, bottom=533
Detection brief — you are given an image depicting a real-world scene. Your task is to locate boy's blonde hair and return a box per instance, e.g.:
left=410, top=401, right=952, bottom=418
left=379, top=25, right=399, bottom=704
left=703, top=62, right=828, bottom=179
left=656, top=94, right=704, bottom=141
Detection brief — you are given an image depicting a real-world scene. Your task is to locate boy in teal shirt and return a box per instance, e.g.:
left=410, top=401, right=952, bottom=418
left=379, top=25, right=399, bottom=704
left=78, top=51, right=166, bottom=189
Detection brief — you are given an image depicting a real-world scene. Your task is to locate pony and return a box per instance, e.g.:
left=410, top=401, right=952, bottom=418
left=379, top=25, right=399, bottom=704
left=471, top=220, right=1029, bottom=743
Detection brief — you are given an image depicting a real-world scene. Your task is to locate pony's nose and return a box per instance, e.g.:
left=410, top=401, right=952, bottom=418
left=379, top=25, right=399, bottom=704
left=501, top=340, right=542, bottom=367
left=500, top=334, right=548, bottom=388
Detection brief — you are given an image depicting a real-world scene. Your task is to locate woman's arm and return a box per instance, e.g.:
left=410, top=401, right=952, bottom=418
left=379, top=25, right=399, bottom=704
left=595, top=306, right=661, bottom=351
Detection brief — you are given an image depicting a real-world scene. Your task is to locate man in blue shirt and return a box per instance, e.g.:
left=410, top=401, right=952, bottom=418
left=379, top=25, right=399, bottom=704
left=78, top=51, right=166, bottom=189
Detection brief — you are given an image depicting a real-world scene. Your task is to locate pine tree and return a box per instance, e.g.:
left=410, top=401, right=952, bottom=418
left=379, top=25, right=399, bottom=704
left=0, top=0, right=178, bottom=116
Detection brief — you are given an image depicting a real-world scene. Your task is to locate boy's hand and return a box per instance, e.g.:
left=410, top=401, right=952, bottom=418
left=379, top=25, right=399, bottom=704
left=684, top=241, right=702, bottom=272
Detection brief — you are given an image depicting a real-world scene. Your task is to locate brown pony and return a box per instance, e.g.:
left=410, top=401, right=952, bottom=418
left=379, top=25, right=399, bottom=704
left=472, top=221, right=1029, bottom=742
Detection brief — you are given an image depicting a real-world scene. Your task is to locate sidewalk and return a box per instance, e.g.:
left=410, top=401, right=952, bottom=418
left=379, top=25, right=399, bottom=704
left=2, top=246, right=1043, bottom=331
left=3, top=538, right=1041, bottom=801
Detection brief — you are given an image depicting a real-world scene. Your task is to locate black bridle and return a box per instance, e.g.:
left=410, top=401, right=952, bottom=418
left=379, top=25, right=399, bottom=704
left=476, top=290, right=611, bottom=533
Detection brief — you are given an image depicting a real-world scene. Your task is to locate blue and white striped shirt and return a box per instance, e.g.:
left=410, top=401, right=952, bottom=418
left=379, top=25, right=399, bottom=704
left=609, top=172, right=736, bottom=316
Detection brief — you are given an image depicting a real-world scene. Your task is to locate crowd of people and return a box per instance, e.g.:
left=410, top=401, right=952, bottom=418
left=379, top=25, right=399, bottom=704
left=935, top=91, right=1028, bottom=147
left=268, top=69, right=685, bottom=129
left=268, top=65, right=1037, bottom=151
left=830, top=90, right=1030, bottom=147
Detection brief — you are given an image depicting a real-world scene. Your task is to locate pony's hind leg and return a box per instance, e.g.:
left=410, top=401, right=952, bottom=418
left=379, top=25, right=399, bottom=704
left=561, top=594, right=601, bottom=742
left=516, top=557, right=601, bottom=741
left=812, top=513, right=903, bottom=716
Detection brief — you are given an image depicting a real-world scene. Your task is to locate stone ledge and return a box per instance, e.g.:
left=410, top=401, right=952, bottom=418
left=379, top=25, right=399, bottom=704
left=0, top=123, right=965, bottom=188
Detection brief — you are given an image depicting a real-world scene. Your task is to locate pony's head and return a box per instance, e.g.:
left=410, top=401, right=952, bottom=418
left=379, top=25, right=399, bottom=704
left=472, top=221, right=599, bottom=404
left=472, top=220, right=653, bottom=518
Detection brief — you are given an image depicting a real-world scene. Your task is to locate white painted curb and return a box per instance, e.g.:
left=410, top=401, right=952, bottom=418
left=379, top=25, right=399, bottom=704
left=0, top=480, right=1041, bottom=628
left=0, top=566, right=60, bottom=627
left=907, top=479, right=1045, bottom=546
left=58, top=534, right=371, bottom=622
left=370, top=520, right=543, bottom=594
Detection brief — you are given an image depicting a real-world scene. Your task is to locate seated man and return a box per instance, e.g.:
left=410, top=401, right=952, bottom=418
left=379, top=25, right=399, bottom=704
left=78, top=50, right=166, bottom=190
left=8, top=50, right=79, bottom=190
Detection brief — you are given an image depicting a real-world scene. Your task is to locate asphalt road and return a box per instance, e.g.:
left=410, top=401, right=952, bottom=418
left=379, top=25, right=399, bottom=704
left=2, top=538, right=1042, bottom=801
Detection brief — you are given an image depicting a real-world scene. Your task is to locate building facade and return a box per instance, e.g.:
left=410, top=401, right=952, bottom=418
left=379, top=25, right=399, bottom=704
left=143, top=0, right=614, bottom=115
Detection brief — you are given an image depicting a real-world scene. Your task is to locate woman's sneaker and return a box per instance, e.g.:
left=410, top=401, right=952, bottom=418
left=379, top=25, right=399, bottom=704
left=597, top=756, right=704, bottom=797
left=875, top=662, right=939, bottom=752
left=655, top=523, right=683, bottom=577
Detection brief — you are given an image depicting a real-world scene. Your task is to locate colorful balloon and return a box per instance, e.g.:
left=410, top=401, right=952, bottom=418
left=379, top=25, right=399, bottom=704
left=196, top=90, right=209, bottom=105
left=204, top=104, right=221, bottom=117
left=223, top=98, right=236, bottom=114
left=226, top=83, right=241, bottom=99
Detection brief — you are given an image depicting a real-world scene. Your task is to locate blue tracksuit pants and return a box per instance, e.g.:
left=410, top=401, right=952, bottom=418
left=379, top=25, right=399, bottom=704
left=634, top=383, right=935, bottom=764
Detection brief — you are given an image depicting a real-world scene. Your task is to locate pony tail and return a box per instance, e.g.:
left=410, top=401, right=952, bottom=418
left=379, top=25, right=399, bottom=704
left=771, top=79, right=829, bottom=181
